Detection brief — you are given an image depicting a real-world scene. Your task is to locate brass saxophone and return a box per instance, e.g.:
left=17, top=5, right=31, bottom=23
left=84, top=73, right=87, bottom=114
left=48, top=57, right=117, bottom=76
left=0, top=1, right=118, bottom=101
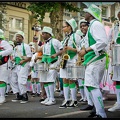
left=60, top=35, right=70, bottom=69
left=75, top=46, right=85, bottom=66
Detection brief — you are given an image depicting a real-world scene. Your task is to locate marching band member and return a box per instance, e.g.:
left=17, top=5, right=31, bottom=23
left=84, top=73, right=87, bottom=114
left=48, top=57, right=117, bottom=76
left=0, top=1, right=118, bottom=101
left=30, top=45, right=41, bottom=97
left=38, top=26, right=63, bottom=106
left=59, top=18, right=81, bottom=108
left=77, top=19, right=96, bottom=112
left=78, top=4, right=108, bottom=118
left=10, top=31, right=32, bottom=104
left=0, top=29, right=13, bottom=104
left=108, top=11, right=120, bottom=112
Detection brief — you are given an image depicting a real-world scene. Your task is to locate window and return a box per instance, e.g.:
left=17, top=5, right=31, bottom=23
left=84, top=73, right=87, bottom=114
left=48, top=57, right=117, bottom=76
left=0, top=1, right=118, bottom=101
left=9, top=16, right=23, bottom=31
left=15, top=19, right=23, bottom=30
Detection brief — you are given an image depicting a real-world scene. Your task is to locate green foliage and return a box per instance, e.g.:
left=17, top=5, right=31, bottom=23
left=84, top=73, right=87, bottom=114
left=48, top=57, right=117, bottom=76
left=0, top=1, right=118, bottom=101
left=27, top=2, right=81, bottom=24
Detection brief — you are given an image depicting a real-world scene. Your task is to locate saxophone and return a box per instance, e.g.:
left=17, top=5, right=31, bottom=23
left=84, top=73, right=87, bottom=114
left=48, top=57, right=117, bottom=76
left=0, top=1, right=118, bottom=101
left=60, top=35, right=70, bottom=69
left=75, top=46, right=85, bottom=66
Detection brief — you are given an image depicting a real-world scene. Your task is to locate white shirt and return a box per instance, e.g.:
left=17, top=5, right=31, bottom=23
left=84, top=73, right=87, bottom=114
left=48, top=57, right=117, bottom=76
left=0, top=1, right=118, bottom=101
left=86, top=19, right=108, bottom=56
left=43, top=38, right=63, bottom=55
left=63, top=33, right=81, bottom=49
left=13, top=43, right=32, bottom=58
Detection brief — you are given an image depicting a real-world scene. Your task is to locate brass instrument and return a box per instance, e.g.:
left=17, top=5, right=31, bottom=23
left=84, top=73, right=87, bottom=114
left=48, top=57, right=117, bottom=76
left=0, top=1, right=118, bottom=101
left=71, top=37, right=84, bottom=66
left=60, top=35, right=70, bottom=69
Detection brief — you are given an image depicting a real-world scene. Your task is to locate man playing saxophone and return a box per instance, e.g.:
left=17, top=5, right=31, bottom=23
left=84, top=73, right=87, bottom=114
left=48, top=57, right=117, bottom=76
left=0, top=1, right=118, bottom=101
left=59, top=18, right=81, bottom=108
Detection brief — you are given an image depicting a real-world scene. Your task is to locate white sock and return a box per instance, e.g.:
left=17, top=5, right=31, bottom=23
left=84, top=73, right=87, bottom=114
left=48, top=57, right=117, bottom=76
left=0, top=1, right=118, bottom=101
left=27, top=81, right=31, bottom=91
left=0, top=87, right=6, bottom=97
left=91, top=88, right=107, bottom=118
left=116, top=88, right=120, bottom=104
left=31, top=82, right=36, bottom=93
left=70, top=87, right=77, bottom=101
left=48, top=83, right=55, bottom=101
left=63, top=84, right=70, bottom=101
left=44, top=84, right=50, bottom=99
left=6, top=84, right=11, bottom=93
left=79, top=87, right=84, bottom=99
left=36, top=82, right=40, bottom=94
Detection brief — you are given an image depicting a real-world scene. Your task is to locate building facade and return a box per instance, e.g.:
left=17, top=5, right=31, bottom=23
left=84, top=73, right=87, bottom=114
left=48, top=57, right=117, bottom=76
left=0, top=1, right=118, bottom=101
left=1, top=2, right=120, bottom=43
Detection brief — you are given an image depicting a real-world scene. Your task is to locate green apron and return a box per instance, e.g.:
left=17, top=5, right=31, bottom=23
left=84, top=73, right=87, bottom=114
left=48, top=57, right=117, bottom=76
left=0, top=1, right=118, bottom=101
left=15, top=43, right=27, bottom=67
left=67, top=33, right=77, bottom=59
left=82, top=20, right=106, bottom=66
left=41, top=39, right=58, bottom=64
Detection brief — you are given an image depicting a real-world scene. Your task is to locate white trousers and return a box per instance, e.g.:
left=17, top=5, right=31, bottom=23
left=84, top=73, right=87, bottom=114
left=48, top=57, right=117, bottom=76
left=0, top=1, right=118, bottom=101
left=10, top=63, right=30, bottom=95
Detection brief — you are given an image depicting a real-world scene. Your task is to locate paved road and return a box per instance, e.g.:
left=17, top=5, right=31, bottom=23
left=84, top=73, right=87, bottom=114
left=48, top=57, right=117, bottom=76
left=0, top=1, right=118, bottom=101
left=0, top=92, right=119, bottom=118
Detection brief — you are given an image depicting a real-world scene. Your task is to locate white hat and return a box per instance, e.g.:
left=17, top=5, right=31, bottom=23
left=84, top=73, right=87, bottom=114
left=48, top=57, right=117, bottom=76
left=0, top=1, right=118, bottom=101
left=14, top=31, right=25, bottom=40
left=83, top=4, right=102, bottom=21
left=66, top=18, right=77, bottom=32
left=0, top=29, right=5, bottom=39
left=79, top=19, right=87, bottom=26
left=76, top=29, right=84, bottom=36
left=42, top=26, right=53, bottom=36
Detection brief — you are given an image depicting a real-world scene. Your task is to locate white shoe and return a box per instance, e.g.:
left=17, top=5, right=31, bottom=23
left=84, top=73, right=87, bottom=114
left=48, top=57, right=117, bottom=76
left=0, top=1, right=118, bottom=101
left=41, top=98, right=49, bottom=105
left=108, top=102, right=120, bottom=112
left=0, top=96, right=6, bottom=104
left=45, top=99, right=56, bottom=106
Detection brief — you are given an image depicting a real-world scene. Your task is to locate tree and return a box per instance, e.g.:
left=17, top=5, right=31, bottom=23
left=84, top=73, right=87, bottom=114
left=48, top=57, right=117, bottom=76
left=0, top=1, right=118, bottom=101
left=27, top=2, right=81, bottom=41
left=0, top=2, right=8, bottom=31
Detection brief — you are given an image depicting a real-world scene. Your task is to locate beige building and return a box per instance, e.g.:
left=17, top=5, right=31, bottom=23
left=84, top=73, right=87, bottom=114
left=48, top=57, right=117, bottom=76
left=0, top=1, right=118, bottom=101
left=2, top=2, right=119, bottom=43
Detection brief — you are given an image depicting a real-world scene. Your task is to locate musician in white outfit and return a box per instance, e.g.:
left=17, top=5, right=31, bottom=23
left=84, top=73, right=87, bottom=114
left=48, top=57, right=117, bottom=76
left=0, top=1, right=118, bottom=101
left=10, top=31, right=32, bottom=104
left=108, top=11, right=120, bottom=112
left=38, top=26, right=63, bottom=106
left=59, top=18, right=81, bottom=108
left=30, top=46, right=41, bottom=97
left=0, top=29, right=13, bottom=104
left=78, top=4, right=108, bottom=118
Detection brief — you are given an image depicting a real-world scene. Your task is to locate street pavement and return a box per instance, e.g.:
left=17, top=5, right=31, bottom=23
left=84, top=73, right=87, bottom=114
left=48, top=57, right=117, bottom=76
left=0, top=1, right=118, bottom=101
left=0, top=91, right=119, bottom=118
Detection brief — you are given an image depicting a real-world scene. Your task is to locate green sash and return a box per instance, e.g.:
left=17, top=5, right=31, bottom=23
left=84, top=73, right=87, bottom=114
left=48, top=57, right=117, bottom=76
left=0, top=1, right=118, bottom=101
left=15, top=43, right=27, bottom=67
left=82, top=20, right=106, bottom=66
left=67, top=33, right=77, bottom=59
left=41, top=39, right=58, bottom=64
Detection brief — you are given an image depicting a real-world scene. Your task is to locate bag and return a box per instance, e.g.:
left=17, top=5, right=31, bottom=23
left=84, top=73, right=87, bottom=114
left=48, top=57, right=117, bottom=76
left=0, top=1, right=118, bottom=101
left=0, top=55, right=9, bottom=65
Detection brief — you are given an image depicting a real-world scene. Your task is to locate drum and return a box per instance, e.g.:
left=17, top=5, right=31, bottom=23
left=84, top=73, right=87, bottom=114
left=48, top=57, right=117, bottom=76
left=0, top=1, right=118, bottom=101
left=34, top=62, right=49, bottom=71
left=111, top=44, right=120, bottom=66
left=66, top=64, right=85, bottom=79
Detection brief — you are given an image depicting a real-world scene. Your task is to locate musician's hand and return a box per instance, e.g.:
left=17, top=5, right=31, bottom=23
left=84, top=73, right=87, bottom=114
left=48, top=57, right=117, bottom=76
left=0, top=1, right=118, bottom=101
left=51, top=54, right=57, bottom=58
left=78, top=49, right=86, bottom=57
left=19, top=60, right=25, bottom=65
left=64, top=46, right=67, bottom=51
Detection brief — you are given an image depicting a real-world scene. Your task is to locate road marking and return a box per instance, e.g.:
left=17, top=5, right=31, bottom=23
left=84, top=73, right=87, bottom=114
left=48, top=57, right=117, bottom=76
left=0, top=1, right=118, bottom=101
left=45, top=105, right=113, bottom=118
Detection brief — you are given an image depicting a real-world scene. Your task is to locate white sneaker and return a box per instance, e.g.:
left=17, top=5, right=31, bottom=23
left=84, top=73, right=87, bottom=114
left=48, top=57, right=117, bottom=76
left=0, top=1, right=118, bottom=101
left=41, top=98, right=49, bottom=105
left=0, top=96, right=6, bottom=104
left=108, top=102, right=120, bottom=112
left=45, top=99, right=56, bottom=106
